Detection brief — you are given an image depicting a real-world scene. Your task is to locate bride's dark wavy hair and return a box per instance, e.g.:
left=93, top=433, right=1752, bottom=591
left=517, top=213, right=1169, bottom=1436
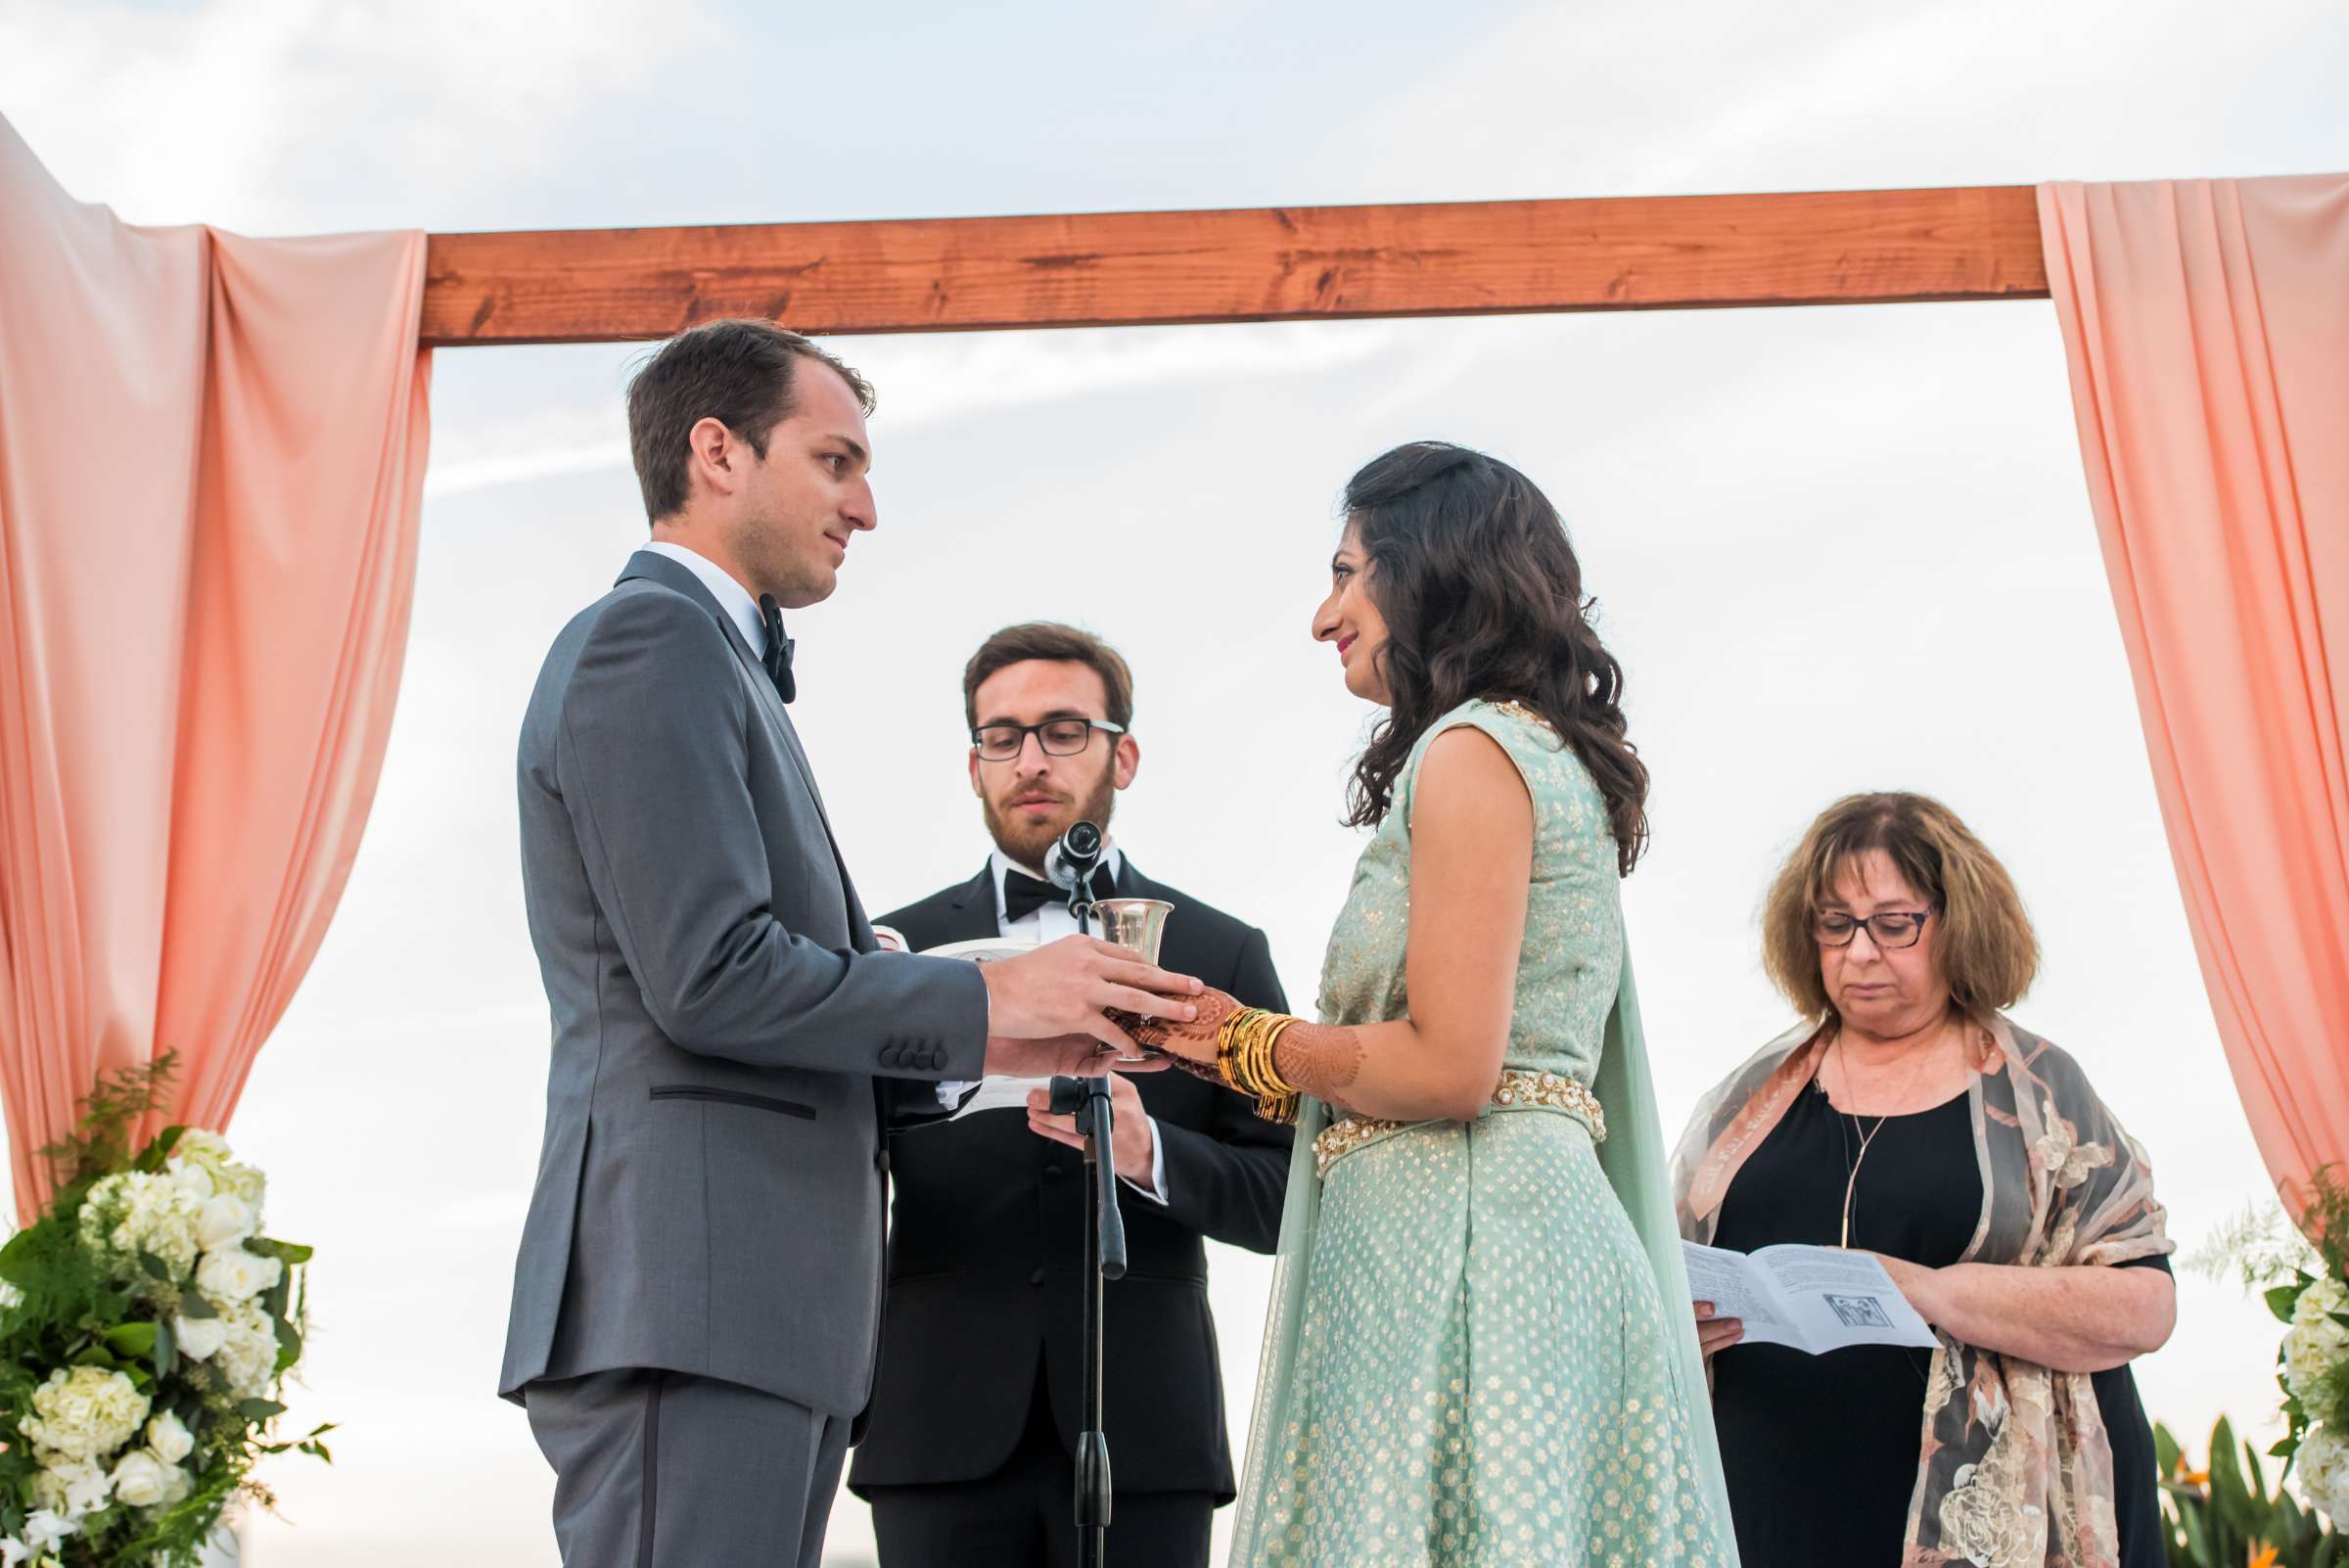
left=1341, top=441, right=1649, bottom=874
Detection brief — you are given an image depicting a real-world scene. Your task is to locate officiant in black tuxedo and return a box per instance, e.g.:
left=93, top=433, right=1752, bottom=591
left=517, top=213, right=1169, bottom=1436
left=850, top=623, right=1293, bottom=1568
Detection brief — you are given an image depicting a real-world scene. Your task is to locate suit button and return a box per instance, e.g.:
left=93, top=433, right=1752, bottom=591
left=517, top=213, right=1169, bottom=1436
left=1043, top=1165, right=1065, bottom=1184
left=1028, top=1267, right=1046, bottom=1286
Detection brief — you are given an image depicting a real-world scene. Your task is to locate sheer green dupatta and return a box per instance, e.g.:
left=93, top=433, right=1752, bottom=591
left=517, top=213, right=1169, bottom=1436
left=1593, top=949, right=1739, bottom=1555
left=1227, top=945, right=1739, bottom=1565
left=1226, top=1086, right=1326, bottom=1563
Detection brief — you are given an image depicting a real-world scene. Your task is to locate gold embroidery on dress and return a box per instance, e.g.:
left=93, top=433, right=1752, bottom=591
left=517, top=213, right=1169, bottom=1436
left=1313, top=1069, right=1605, bottom=1178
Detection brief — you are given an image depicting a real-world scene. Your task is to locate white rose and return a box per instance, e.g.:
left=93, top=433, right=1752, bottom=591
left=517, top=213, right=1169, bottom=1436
left=108, top=1450, right=166, bottom=1508
left=195, top=1244, right=281, bottom=1305
left=213, top=1302, right=281, bottom=1400
left=219, top=1165, right=266, bottom=1209
left=2288, top=1277, right=2349, bottom=1400
left=2289, top=1323, right=2342, bottom=1399
left=170, top=1131, right=265, bottom=1212
left=166, top=1160, right=213, bottom=1202
left=172, top=1312, right=227, bottom=1362
left=158, top=1462, right=193, bottom=1507
left=145, top=1411, right=194, bottom=1465
left=195, top=1195, right=255, bottom=1252
left=2294, top=1274, right=2348, bottom=1327
left=169, top=1130, right=234, bottom=1177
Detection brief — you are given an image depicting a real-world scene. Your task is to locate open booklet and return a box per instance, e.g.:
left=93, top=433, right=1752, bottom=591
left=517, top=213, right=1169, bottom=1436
left=1681, top=1240, right=1939, bottom=1355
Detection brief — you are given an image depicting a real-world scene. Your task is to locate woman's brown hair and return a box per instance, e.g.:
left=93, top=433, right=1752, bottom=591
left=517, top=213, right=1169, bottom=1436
left=1341, top=441, right=1648, bottom=874
left=1761, top=792, right=2039, bottom=1022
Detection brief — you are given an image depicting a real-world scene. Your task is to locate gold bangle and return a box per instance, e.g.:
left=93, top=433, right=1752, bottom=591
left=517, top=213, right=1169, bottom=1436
left=1215, top=1006, right=1303, bottom=1116
left=1257, top=1015, right=1300, bottom=1098
left=1216, top=1006, right=1269, bottom=1094
left=1247, top=1013, right=1287, bottom=1098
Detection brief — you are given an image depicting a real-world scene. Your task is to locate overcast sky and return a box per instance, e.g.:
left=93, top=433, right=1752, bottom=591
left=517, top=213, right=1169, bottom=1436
left=4, top=2, right=2344, bottom=1562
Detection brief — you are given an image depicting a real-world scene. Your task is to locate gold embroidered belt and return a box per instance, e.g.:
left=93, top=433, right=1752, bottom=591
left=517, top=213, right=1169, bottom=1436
left=1311, top=1068, right=1605, bottom=1178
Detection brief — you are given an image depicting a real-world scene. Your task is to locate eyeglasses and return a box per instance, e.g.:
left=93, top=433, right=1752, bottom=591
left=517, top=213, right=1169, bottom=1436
left=970, top=718, right=1126, bottom=762
left=1814, top=909, right=1933, bottom=949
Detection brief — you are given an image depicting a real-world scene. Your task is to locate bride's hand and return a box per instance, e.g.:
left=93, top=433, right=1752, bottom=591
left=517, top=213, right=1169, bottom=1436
left=1109, top=986, right=1241, bottom=1084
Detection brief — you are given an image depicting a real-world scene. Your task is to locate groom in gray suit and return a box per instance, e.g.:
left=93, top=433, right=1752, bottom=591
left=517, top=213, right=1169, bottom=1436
left=500, top=319, right=1200, bottom=1567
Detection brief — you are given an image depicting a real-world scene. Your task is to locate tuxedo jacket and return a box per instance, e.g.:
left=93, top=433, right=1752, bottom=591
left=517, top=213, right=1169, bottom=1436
left=848, top=858, right=1292, bottom=1501
left=500, top=550, right=989, bottom=1419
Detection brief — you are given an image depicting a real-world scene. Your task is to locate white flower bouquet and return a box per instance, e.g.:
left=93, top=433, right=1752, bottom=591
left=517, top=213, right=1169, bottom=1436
left=2207, top=1167, right=2349, bottom=1529
left=0, top=1056, right=327, bottom=1566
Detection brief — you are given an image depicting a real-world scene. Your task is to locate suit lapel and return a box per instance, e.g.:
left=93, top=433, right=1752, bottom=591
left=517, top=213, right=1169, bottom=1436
left=615, top=551, right=870, bottom=946
left=742, top=679, right=874, bottom=948
left=941, top=865, right=1004, bottom=945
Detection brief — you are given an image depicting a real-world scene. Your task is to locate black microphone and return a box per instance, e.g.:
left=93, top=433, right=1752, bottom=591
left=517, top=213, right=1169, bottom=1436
left=1043, top=819, right=1104, bottom=895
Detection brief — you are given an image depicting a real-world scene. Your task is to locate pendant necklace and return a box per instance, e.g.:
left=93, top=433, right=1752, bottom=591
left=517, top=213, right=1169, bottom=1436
left=1833, top=1034, right=1891, bottom=1250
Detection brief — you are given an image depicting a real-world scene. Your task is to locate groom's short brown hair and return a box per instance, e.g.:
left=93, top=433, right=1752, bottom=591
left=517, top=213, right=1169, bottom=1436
left=626, top=319, right=875, bottom=522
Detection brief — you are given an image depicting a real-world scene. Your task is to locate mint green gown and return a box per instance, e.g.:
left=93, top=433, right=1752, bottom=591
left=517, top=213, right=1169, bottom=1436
left=1228, top=701, right=1738, bottom=1567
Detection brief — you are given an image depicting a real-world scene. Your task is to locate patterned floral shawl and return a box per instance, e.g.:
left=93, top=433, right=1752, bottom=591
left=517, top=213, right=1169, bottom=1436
left=1671, top=1014, right=2172, bottom=1568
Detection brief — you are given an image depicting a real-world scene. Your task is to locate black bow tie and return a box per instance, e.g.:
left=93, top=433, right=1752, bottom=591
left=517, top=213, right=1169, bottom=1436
left=1002, top=864, right=1116, bottom=925
left=757, top=595, right=796, bottom=704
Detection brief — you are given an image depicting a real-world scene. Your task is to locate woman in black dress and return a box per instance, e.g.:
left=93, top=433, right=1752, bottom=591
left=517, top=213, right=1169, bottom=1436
left=1673, top=792, right=2175, bottom=1568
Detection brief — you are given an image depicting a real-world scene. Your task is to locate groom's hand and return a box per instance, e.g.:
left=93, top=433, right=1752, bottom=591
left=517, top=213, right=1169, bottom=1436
left=980, top=936, right=1201, bottom=1060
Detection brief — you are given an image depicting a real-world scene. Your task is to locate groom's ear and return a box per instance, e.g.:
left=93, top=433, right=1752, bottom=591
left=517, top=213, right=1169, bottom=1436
left=1113, top=733, right=1140, bottom=790
left=686, top=416, right=741, bottom=497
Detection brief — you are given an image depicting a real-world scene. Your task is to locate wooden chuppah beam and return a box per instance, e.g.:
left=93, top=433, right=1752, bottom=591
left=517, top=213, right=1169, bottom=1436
left=421, top=184, right=2048, bottom=347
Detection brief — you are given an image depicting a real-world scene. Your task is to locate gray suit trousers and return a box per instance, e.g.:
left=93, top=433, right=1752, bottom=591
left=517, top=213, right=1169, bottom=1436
left=527, top=1369, right=851, bottom=1568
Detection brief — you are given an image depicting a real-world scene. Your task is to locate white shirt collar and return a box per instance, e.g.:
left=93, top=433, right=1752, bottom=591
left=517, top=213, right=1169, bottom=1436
left=990, top=842, right=1125, bottom=925
left=642, top=540, right=766, bottom=658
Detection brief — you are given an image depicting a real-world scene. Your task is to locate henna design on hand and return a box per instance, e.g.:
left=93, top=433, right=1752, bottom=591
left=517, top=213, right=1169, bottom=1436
left=1109, top=986, right=1234, bottom=1061
left=1110, top=1009, right=1172, bottom=1050
left=1274, top=1024, right=1365, bottom=1097
left=1181, top=988, right=1238, bottom=1042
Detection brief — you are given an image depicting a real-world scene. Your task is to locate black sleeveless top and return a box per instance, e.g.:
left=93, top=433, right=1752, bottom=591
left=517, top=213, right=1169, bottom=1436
left=1708, top=1082, right=2168, bottom=1568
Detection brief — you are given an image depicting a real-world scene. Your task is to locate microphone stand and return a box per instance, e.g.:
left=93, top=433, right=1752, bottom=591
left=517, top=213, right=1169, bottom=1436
left=1047, top=876, right=1125, bottom=1568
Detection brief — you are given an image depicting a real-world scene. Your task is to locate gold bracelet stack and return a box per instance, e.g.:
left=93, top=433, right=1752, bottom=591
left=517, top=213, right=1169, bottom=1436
left=1215, top=1007, right=1303, bottom=1125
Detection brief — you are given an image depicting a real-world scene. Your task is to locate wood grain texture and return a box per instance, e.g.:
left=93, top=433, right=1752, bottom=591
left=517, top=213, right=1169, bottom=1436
left=421, top=185, right=2048, bottom=346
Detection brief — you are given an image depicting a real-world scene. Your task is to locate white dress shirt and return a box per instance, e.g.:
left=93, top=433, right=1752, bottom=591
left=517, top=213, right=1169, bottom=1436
left=988, top=845, right=1170, bottom=1205
left=644, top=540, right=767, bottom=656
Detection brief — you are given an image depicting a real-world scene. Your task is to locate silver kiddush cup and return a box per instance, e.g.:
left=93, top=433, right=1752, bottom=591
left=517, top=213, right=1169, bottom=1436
left=1089, top=898, right=1174, bottom=964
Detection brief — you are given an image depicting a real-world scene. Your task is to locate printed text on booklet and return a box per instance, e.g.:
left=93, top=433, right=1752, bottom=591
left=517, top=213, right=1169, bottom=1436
left=1681, top=1240, right=1938, bottom=1355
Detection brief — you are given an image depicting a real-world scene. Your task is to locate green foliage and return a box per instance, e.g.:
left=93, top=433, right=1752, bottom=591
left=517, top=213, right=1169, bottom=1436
left=35, top=1056, right=178, bottom=1196
left=0, top=1058, right=327, bottom=1565
left=2190, top=1198, right=2322, bottom=1293
left=2305, top=1171, right=2349, bottom=1284
left=2158, top=1417, right=2348, bottom=1568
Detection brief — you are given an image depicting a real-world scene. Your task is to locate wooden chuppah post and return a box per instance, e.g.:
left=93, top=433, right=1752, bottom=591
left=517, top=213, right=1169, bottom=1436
left=419, top=184, right=2048, bottom=346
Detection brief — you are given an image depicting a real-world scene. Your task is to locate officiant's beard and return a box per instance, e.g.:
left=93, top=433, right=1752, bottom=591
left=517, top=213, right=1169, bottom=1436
left=983, top=766, right=1118, bottom=873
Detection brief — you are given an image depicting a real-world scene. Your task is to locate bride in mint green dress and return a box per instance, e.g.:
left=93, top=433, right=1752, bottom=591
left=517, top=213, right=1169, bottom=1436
left=1128, top=443, right=1735, bottom=1566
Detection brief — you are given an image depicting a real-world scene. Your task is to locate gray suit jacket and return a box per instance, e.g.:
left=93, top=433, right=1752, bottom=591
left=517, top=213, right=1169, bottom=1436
left=500, top=550, right=990, bottom=1417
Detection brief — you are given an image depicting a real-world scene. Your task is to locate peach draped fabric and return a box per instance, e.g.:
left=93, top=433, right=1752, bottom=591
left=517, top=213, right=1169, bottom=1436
left=2039, top=176, right=2349, bottom=1208
left=0, top=115, right=431, bottom=1222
